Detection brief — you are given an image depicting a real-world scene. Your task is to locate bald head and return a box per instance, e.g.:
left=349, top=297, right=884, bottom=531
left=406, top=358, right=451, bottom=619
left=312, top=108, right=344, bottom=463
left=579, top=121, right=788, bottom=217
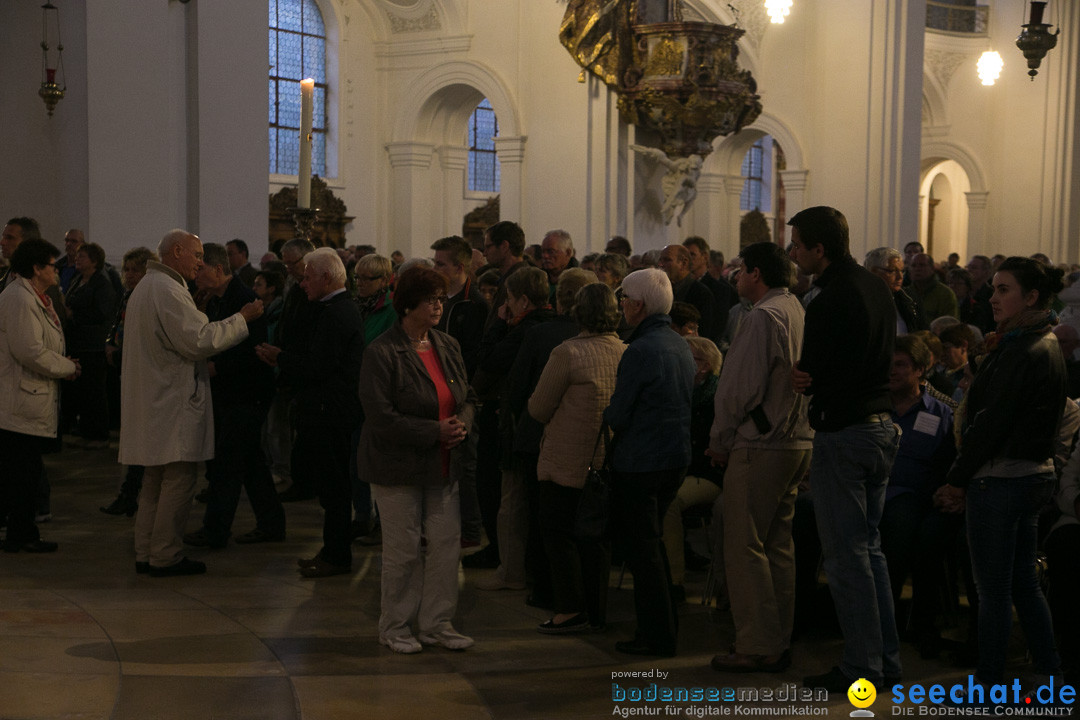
left=158, top=229, right=203, bottom=281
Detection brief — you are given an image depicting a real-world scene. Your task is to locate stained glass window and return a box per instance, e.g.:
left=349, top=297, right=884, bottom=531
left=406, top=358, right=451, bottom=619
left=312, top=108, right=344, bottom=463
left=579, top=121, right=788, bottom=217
left=269, top=0, right=327, bottom=176
left=468, top=99, right=500, bottom=193
left=740, top=136, right=773, bottom=214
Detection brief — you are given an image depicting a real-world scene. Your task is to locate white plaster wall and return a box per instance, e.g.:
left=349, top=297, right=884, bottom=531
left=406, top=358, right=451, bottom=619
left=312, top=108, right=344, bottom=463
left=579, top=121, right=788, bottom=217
left=84, top=2, right=189, bottom=260
left=0, top=0, right=89, bottom=254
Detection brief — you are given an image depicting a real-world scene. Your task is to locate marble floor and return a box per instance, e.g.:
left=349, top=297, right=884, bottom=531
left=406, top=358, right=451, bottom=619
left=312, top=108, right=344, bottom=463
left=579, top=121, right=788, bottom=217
left=0, top=441, right=1036, bottom=720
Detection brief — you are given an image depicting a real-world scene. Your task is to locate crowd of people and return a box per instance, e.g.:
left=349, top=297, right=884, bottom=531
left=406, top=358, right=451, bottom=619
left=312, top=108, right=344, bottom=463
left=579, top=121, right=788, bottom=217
left=1, top=211, right=1078, bottom=695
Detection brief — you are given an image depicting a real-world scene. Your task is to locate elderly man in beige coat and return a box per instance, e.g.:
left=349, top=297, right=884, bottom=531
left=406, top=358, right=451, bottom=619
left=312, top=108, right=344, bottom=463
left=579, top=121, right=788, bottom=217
left=119, top=229, right=262, bottom=577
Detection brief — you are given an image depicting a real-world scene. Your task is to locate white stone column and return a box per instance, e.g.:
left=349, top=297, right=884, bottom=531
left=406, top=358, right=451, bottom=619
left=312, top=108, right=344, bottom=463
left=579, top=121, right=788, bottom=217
left=721, top=175, right=745, bottom=257
left=1040, top=0, right=1080, bottom=262
left=386, top=141, right=434, bottom=258
left=192, top=0, right=268, bottom=252
left=85, top=1, right=190, bottom=255
left=779, top=169, right=810, bottom=217
left=694, top=172, right=724, bottom=248
left=494, top=136, right=527, bottom=224
left=965, top=191, right=989, bottom=258
left=809, top=0, right=926, bottom=257
left=437, top=146, right=468, bottom=238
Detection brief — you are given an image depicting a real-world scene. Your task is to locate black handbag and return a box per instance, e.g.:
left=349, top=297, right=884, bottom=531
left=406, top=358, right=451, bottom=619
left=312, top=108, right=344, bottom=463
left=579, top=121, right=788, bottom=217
left=575, top=424, right=612, bottom=540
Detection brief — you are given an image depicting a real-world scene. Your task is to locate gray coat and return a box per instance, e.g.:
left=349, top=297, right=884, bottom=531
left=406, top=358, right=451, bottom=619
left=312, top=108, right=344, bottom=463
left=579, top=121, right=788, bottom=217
left=357, top=323, right=477, bottom=486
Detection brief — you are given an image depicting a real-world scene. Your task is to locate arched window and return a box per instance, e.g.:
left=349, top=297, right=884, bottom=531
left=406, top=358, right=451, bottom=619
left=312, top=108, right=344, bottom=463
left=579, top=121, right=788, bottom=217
left=468, top=99, right=500, bottom=193
left=269, top=0, right=327, bottom=176
left=740, top=137, right=771, bottom=213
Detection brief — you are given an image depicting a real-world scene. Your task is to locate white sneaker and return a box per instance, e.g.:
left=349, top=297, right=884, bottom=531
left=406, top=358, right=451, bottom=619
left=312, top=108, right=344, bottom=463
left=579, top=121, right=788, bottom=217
left=418, top=628, right=474, bottom=651
left=380, top=635, right=422, bottom=654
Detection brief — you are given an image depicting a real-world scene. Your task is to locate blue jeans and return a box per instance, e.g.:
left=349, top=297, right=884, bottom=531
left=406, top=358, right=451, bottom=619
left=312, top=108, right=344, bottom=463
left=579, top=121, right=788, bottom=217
left=966, top=473, right=1060, bottom=683
left=810, top=416, right=901, bottom=682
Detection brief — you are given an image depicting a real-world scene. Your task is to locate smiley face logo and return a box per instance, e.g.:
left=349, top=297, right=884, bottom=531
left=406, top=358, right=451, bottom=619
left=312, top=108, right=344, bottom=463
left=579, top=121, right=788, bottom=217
left=847, top=678, right=877, bottom=709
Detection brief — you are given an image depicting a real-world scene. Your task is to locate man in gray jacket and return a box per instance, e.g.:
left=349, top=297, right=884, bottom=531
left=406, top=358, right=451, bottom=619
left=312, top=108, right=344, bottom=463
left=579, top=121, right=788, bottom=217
left=708, top=241, right=812, bottom=674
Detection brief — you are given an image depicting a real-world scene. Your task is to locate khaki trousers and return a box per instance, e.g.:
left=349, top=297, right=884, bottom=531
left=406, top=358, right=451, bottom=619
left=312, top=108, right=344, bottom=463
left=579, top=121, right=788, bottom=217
left=661, top=475, right=721, bottom=586
left=135, top=461, right=198, bottom=568
left=371, top=482, right=461, bottom=642
left=722, top=446, right=811, bottom=655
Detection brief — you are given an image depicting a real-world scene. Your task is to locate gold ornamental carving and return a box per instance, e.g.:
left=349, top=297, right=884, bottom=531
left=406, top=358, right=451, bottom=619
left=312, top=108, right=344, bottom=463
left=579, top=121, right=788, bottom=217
left=559, top=0, right=761, bottom=159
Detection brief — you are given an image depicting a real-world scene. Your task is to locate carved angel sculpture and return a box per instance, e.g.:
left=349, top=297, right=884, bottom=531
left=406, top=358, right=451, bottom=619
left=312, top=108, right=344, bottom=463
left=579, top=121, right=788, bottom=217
left=631, top=144, right=703, bottom=226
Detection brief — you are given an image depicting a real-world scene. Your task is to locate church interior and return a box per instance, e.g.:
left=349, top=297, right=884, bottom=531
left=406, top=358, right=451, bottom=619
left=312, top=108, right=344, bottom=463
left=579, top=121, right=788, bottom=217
left=1, top=0, right=1079, bottom=717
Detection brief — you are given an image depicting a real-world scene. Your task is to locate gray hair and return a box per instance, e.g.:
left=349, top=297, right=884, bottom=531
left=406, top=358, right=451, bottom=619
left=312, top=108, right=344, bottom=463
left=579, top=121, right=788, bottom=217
left=159, top=228, right=195, bottom=258
left=621, top=268, right=673, bottom=316
left=864, top=247, right=902, bottom=271
left=305, top=247, right=347, bottom=285
left=543, top=229, right=574, bottom=253
left=397, top=257, right=434, bottom=275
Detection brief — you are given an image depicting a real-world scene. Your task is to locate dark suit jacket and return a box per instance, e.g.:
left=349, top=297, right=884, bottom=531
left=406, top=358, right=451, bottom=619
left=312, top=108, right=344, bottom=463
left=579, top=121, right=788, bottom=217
left=206, top=277, right=274, bottom=407
left=277, top=290, right=364, bottom=427
left=65, top=270, right=117, bottom=353
left=357, top=323, right=477, bottom=486
left=700, top=272, right=738, bottom=341
left=672, top=274, right=721, bottom=344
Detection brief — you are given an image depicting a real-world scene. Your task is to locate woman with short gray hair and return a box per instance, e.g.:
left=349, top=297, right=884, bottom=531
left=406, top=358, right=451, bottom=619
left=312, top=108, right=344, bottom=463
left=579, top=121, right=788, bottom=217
left=864, top=247, right=928, bottom=333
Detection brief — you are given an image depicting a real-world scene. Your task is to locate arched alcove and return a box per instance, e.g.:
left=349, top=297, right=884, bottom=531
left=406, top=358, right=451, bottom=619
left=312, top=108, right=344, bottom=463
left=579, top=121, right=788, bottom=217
left=920, top=160, right=970, bottom=261
left=921, top=140, right=987, bottom=257
left=694, top=112, right=807, bottom=255
left=388, top=60, right=524, bottom=255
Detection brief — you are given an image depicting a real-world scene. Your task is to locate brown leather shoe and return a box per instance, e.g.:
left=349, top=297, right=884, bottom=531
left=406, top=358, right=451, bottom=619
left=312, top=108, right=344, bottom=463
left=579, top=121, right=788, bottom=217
left=298, top=557, right=350, bottom=578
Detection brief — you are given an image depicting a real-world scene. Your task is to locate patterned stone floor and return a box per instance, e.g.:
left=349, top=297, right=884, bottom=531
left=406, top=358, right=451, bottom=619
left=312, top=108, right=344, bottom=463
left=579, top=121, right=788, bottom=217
left=0, top=440, right=1031, bottom=719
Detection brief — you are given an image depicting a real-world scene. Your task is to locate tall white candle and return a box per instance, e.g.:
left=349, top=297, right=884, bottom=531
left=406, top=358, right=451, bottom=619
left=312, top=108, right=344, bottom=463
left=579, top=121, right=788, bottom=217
left=298, top=78, right=315, bottom=209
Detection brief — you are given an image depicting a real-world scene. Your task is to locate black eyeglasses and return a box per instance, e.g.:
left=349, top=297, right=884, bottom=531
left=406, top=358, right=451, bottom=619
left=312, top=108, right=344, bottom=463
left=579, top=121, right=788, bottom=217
left=425, top=295, right=449, bottom=306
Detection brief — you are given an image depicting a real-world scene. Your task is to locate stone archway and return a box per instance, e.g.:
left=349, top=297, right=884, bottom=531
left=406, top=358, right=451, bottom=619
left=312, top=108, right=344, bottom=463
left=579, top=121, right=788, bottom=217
left=388, top=61, right=524, bottom=256
left=921, top=140, right=988, bottom=257
left=699, top=112, right=808, bottom=257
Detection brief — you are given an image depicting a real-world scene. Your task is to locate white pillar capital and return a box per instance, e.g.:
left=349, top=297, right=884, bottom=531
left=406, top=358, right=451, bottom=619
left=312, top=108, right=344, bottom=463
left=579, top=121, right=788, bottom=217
left=386, top=142, right=434, bottom=168
left=437, top=145, right=468, bottom=171
left=964, top=191, right=989, bottom=210
left=493, top=135, right=527, bottom=164
left=779, top=169, right=810, bottom=194
left=697, top=172, right=724, bottom=194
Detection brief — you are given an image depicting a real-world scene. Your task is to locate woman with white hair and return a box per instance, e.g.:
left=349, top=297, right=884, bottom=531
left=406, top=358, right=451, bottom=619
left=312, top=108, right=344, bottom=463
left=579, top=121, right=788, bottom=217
left=603, top=268, right=696, bottom=657
left=864, top=247, right=928, bottom=333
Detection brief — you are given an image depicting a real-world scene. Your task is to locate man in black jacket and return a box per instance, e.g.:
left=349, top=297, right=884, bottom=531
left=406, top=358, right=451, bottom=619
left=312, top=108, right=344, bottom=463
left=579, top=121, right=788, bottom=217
left=256, top=248, right=364, bottom=578
left=433, top=235, right=490, bottom=548
left=184, top=243, right=285, bottom=550
left=684, top=236, right=737, bottom=340
left=789, top=206, right=901, bottom=693
left=659, top=244, right=721, bottom=344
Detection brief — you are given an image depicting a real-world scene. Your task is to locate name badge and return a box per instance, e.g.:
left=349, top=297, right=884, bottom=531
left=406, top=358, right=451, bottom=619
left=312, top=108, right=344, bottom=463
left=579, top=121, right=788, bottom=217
left=912, top=411, right=941, bottom=435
